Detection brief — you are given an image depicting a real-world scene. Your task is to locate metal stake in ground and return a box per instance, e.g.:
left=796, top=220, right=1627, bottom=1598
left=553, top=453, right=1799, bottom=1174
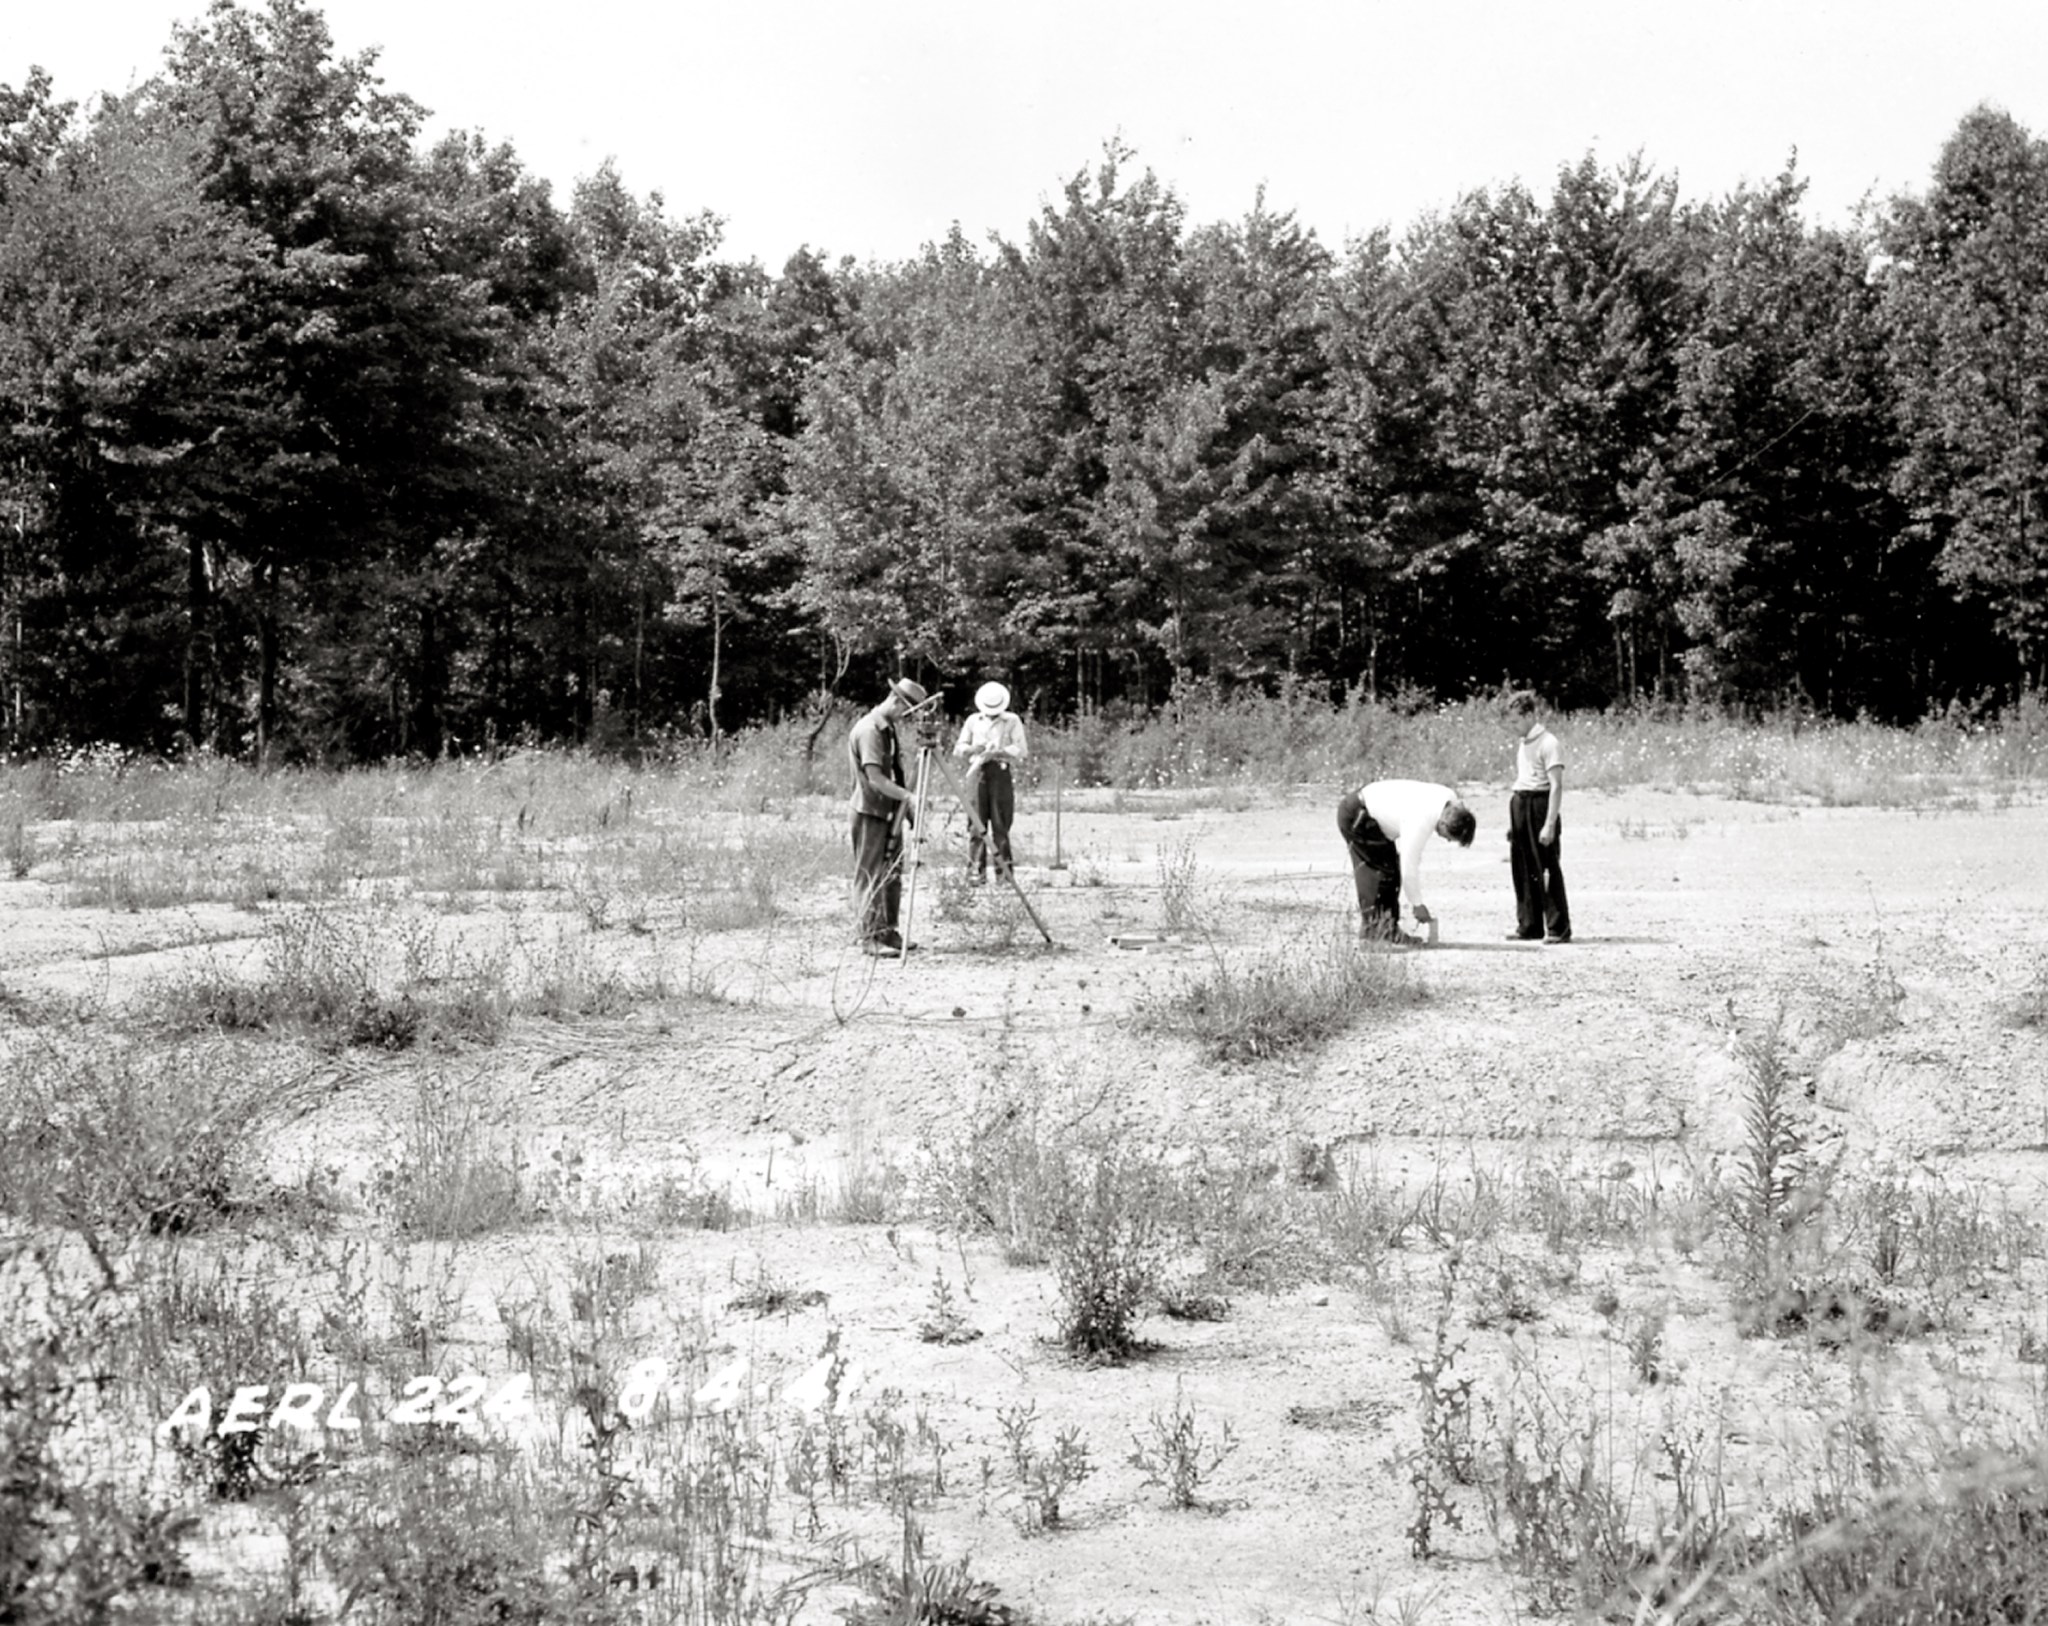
left=1050, top=755, right=1066, bottom=871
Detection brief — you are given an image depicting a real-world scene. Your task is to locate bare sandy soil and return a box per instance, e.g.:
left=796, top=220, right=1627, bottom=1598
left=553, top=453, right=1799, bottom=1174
left=7, top=782, right=2048, bottom=1623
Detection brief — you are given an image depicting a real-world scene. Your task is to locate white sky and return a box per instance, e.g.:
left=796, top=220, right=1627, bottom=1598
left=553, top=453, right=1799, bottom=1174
left=9, top=1, right=2048, bottom=269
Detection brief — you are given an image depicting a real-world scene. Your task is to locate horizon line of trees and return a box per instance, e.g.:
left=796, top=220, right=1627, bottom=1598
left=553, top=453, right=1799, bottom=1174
left=5, top=0, right=2048, bottom=762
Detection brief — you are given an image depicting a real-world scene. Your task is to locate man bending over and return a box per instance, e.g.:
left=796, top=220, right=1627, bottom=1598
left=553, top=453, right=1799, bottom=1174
left=1336, top=779, right=1476, bottom=943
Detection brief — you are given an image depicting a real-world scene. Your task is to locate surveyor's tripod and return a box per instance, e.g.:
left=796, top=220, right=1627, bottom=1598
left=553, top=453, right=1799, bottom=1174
left=892, top=699, right=1054, bottom=961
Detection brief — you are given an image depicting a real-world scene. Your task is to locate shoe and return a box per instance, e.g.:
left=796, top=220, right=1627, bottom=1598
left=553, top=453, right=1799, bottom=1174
left=1505, top=929, right=1542, bottom=942
left=1544, top=933, right=1572, bottom=945
left=968, top=873, right=987, bottom=888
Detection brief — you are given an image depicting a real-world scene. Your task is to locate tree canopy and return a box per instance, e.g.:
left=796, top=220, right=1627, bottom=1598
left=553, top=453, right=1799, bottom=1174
left=2, top=4, right=2044, bottom=757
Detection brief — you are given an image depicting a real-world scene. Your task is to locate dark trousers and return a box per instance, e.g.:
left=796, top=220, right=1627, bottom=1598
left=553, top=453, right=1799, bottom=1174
left=1336, top=792, right=1401, bottom=936
left=1508, top=790, right=1570, bottom=939
left=969, top=764, right=1015, bottom=877
left=850, top=811, right=901, bottom=940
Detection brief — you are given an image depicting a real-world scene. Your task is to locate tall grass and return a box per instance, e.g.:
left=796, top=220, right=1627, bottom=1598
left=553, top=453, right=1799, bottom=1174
left=3, top=736, right=841, bottom=920
left=1025, top=684, right=2048, bottom=797
left=6, top=691, right=2043, bottom=868
left=0, top=722, right=845, bottom=832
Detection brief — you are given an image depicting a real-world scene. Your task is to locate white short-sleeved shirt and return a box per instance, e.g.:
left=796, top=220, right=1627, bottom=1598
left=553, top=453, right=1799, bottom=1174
left=1356, top=779, right=1454, bottom=911
left=955, top=712, right=1029, bottom=765
left=1512, top=727, right=1564, bottom=793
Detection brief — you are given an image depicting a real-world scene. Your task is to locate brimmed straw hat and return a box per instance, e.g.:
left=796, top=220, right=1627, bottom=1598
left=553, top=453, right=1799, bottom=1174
left=975, top=682, right=1009, bottom=717
left=890, top=677, right=929, bottom=708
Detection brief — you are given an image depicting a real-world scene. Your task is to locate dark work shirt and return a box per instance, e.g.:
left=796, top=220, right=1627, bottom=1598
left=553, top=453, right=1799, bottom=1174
left=848, top=706, right=903, bottom=817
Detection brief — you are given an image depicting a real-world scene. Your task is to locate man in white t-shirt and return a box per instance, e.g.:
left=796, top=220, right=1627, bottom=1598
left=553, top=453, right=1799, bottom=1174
left=1503, top=690, right=1571, bottom=943
left=1335, top=779, right=1476, bottom=943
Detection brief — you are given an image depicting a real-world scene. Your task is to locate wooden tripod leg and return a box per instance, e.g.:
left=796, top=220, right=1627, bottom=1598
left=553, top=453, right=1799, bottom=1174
left=1002, top=863, right=1056, bottom=945
left=932, top=751, right=984, bottom=838
left=897, top=747, right=935, bottom=966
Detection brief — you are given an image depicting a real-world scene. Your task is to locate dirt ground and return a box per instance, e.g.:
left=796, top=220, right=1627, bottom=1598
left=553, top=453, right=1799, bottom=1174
left=8, top=781, right=2048, bottom=1623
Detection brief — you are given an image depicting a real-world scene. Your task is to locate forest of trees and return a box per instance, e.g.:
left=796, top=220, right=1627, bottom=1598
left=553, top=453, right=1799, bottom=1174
left=4, top=0, right=2048, bottom=760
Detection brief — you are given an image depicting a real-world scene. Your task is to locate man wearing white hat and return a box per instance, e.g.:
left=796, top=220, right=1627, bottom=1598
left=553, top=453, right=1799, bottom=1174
left=849, top=676, right=928, bottom=951
left=954, top=681, right=1029, bottom=884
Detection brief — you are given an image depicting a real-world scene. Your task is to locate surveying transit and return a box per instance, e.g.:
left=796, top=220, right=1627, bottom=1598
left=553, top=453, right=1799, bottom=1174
left=891, top=688, right=1055, bottom=964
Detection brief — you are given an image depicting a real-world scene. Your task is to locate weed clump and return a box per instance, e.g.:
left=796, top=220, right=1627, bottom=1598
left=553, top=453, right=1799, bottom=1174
left=921, top=1102, right=1068, bottom=1267
left=1135, top=930, right=1419, bottom=1064
left=153, top=908, right=512, bottom=1051
left=0, top=1041, right=266, bottom=1235
left=928, top=1109, right=1169, bottom=1359
left=374, top=1080, right=529, bottom=1241
left=1155, top=836, right=1207, bottom=931
left=1, top=1254, right=203, bottom=1622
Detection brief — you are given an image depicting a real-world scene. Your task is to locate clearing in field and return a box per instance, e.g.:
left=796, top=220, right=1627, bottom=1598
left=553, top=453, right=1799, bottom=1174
left=4, top=737, right=2048, bottom=1625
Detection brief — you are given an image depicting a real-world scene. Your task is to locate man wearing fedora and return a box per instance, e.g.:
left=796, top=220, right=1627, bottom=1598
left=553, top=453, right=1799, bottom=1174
left=849, top=676, right=927, bottom=953
left=954, top=681, right=1028, bottom=885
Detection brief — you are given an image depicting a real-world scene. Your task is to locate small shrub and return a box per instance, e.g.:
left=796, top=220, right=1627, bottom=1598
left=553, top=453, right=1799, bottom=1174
left=1625, top=1308, right=1667, bottom=1384
left=1046, top=1143, right=1171, bottom=1361
left=728, top=1267, right=828, bottom=1318
left=1488, top=1378, right=1703, bottom=1617
left=1406, top=1257, right=1477, bottom=1560
left=1127, top=1381, right=1238, bottom=1510
left=997, top=1403, right=1094, bottom=1531
left=930, top=868, right=1033, bottom=952
left=1154, top=1279, right=1231, bottom=1322
left=932, top=866, right=979, bottom=925
left=916, top=1270, right=981, bottom=1346
left=1725, top=1014, right=1835, bottom=1305
left=1468, top=1253, right=1543, bottom=1330
left=634, top=1160, right=741, bottom=1230
left=2006, top=958, right=2048, bottom=1029
left=567, top=1243, right=662, bottom=1329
